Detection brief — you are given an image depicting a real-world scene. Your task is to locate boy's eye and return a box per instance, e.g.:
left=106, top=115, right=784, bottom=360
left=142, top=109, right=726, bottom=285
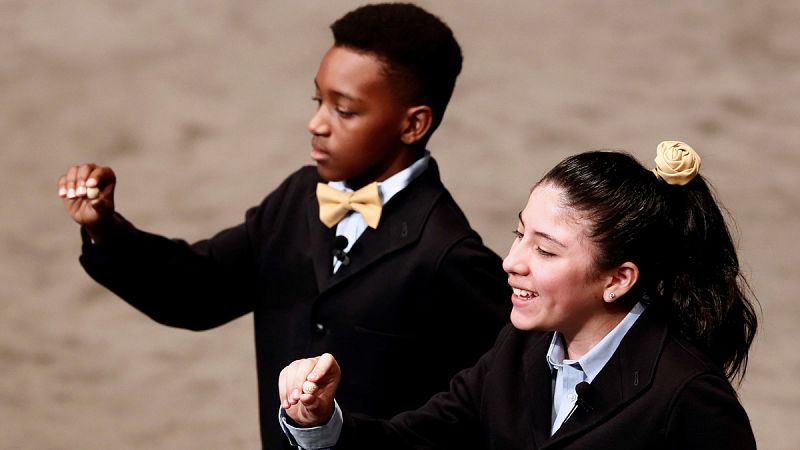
left=311, top=96, right=322, bottom=107
left=512, top=230, right=523, bottom=239
left=336, top=108, right=354, bottom=118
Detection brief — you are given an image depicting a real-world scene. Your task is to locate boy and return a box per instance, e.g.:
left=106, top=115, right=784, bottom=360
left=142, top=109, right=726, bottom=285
left=58, top=3, right=510, bottom=449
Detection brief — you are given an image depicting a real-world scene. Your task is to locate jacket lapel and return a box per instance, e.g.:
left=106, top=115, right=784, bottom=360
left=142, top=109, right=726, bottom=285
left=543, top=308, right=668, bottom=448
left=309, top=159, right=445, bottom=295
left=522, top=332, right=558, bottom=448
left=306, top=188, right=336, bottom=292
left=328, top=161, right=443, bottom=291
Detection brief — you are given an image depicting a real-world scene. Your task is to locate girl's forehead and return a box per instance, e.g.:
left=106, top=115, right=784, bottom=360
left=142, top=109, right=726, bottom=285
left=524, top=185, right=592, bottom=241
left=525, top=185, right=574, bottom=220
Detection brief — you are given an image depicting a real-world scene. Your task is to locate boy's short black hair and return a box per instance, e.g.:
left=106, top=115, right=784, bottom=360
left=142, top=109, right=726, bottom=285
left=331, top=3, right=463, bottom=141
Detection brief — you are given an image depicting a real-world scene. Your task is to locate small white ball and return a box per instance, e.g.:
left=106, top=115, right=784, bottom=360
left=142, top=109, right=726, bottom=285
left=302, top=380, right=318, bottom=395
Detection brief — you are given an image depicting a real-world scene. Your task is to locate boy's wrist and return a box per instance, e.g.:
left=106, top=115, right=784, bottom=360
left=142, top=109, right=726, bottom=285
left=83, top=212, right=125, bottom=245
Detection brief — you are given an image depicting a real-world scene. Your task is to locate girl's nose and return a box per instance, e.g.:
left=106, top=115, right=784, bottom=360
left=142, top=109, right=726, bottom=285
left=502, top=242, right=529, bottom=276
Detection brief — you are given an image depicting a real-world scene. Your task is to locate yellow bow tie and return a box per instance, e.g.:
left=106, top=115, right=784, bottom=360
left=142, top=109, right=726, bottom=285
left=316, top=182, right=382, bottom=229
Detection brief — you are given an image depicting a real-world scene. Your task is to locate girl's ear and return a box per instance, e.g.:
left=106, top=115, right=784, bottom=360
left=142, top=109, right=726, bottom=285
left=400, top=105, right=433, bottom=145
left=603, top=262, right=639, bottom=303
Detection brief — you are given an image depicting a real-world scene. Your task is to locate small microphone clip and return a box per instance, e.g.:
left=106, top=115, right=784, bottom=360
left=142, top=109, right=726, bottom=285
left=564, top=381, right=593, bottom=425
left=333, top=235, right=350, bottom=266
left=575, top=381, right=593, bottom=412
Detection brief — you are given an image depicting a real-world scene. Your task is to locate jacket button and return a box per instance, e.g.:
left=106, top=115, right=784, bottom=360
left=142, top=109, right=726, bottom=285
left=313, top=323, right=326, bottom=335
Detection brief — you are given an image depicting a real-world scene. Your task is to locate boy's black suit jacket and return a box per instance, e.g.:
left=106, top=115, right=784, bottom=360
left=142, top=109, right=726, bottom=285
left=79, top=158, right=511, bottom=449
left=337, top=306, right=756, bottom=450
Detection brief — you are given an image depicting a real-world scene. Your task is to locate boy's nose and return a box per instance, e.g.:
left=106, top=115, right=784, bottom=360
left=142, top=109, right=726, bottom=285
left=308, top=108, right=330, bottom=136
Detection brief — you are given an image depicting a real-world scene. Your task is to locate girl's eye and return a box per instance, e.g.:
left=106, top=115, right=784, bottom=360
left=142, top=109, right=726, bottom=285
left=512, top=230, right=523, bottom=239
left=536, top=247, right=555, bottom=257
left=311, top=97, right=322, bottom=107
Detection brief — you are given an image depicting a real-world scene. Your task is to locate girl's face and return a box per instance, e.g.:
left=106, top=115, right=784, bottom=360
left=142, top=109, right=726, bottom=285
left=502, top=184, right=612, bottom=341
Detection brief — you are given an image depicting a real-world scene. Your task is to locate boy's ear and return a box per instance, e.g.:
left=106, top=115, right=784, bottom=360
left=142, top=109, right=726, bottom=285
left=603, top=262, right=639, bottom=303
left=400, top=105, right=433, bottom=145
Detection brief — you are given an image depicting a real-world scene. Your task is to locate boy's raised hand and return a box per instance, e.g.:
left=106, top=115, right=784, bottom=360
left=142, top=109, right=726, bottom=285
left=58, top=164, right=118, bottom=242
left=279, top=353, right=341, bottom=427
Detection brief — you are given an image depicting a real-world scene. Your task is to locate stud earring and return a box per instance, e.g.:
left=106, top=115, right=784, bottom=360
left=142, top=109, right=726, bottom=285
left=608, top=292, right=615, bottom=300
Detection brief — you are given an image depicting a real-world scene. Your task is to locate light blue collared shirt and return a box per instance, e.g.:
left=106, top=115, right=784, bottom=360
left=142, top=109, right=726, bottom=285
left=329, top=152, right=430, bottom=273
left=547, top=302, right=646, bottom=434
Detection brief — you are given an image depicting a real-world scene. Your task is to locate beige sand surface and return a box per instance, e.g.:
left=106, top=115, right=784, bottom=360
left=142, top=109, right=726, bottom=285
left=2, top=1, right=798, bottom=448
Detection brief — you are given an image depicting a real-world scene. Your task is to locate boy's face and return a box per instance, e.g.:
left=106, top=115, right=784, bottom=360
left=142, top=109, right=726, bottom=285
left=309, top=46, right=413, bottom=185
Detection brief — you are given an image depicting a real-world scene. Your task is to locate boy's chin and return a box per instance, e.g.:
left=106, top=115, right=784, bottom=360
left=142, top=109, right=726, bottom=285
left=315, top=165, right=344, bottom=182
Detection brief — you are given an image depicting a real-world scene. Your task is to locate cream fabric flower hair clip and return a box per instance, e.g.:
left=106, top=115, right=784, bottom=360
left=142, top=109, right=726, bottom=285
left=652, top=141, right=701, bottom=186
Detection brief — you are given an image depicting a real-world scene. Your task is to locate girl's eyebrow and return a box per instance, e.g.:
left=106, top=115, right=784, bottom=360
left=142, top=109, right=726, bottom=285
left=518, top=211, right=566, bottom=248
left=534, top=231, right=566, bottom=248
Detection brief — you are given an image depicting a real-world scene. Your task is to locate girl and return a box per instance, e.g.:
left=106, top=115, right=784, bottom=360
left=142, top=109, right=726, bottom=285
left=279, top=142, right=758, bottom=449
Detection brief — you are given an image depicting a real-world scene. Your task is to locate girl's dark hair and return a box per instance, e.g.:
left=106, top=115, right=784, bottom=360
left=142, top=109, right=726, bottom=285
left=539, top=150, right=758, bottom=383
left=330, top=3, right=462, bottom=141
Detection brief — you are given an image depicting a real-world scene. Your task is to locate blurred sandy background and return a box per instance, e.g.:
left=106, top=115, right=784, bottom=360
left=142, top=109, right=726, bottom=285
left=2, top=0, right=798, bottom=448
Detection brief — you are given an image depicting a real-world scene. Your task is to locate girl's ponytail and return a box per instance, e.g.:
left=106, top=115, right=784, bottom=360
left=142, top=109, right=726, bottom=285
left=657, top=173, right=757, bottom=382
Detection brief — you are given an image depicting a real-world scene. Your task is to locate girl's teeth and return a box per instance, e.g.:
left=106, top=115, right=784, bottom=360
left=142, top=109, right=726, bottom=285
left=513, top=288, right=537, bottom=299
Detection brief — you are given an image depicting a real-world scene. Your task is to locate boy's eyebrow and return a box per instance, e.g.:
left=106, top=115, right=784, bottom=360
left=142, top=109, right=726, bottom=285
left=313, top=78, right=360, bottom=103
left=517, top=211, right=566, bottom=248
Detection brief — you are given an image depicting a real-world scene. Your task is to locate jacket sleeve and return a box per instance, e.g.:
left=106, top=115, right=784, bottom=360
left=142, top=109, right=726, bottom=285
left=664, top=372, right=756, bottom=449
left=77, top=168, right=310, bottom=331
left=79, top=210, right=258, bottom=330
